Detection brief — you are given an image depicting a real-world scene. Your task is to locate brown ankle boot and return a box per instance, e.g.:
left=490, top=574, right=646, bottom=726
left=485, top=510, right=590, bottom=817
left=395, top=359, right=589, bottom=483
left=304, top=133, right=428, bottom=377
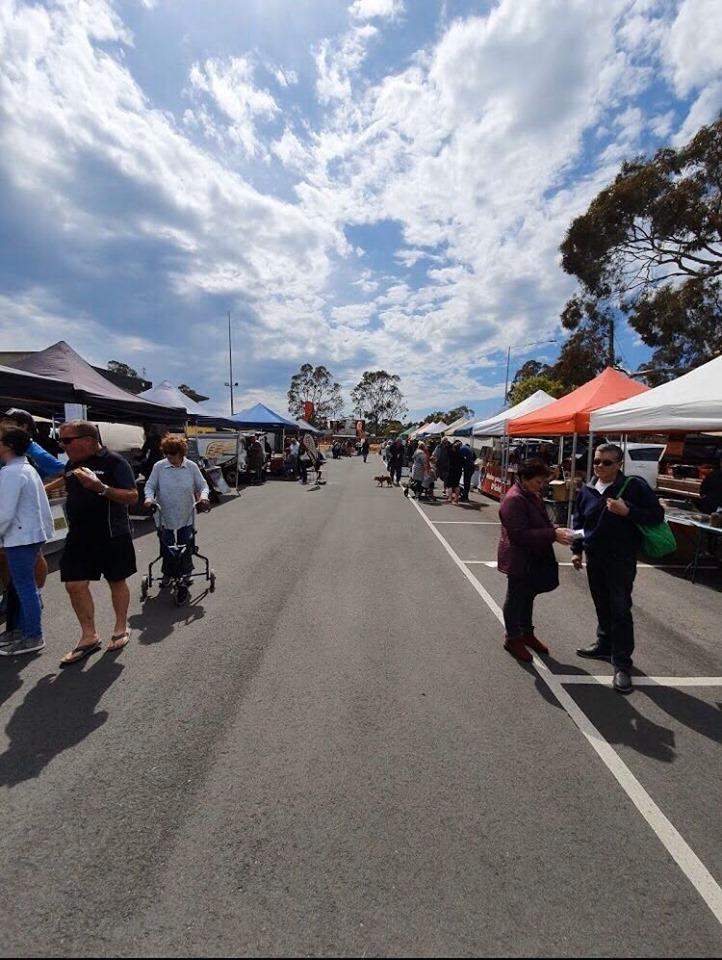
left=503, top=636, right=533, bottom=662
left=523, top=633, right=549, bottom=655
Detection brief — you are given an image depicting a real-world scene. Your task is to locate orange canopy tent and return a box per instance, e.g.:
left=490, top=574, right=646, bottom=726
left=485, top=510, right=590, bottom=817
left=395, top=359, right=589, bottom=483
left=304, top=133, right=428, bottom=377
left=507, top=367, right=649, bottom=436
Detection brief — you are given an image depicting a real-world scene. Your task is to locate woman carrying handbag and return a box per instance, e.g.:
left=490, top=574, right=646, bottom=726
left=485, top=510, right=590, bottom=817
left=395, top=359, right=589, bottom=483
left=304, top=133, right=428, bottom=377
left=497, top=458, right=573, bottom=662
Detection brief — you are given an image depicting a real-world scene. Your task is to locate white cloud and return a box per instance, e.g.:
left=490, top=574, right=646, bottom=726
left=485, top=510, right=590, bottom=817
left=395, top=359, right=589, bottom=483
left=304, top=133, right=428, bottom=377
left=274, top=66, right=298, bottom=87
left=349, top=0, right=404, bottom=21
left=188, top=56, right=279, bottom=158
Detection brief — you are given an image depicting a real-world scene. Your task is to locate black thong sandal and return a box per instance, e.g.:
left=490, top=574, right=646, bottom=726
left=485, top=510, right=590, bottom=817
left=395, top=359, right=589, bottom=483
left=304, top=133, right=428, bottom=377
left=59, top=641, right=102, bottom=668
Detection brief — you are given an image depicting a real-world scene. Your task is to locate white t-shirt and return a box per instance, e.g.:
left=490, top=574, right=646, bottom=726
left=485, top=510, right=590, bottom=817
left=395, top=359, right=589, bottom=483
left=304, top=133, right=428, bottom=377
left=595, top=478, right=615, bottom=495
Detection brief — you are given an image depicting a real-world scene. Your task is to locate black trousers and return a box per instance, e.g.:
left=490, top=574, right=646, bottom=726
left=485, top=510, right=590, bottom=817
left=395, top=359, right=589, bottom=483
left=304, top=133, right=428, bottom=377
left=462, top=463, right=474, bottom=500
left=388, top=459, right=402, bottom=482
left=503, top=575, right=536, bottom=640
left=586, top=555, right=637, bottom=669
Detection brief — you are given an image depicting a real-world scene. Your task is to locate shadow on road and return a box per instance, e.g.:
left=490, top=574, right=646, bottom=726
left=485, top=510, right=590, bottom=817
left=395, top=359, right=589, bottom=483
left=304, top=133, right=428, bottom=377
left=128, top=592, right=207, bottom=645
left=0, top=653, right=125, bottom=786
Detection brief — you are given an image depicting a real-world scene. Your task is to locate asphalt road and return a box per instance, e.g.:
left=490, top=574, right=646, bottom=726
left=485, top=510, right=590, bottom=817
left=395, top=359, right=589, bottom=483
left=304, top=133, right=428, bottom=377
left=0, top=455, right=721, bottom=958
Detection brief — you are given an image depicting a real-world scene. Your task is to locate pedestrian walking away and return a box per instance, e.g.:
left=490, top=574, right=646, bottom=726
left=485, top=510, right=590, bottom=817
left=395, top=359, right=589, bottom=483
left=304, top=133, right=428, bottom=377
left=361, top=437, right=370, bottom=463
left=572, top=443, right=664, bottom=694
left=57, top=420, right=139, bottom=666
left=0, top=429, right=54, bottom=657
left=497, top=458, right=573, bottom=662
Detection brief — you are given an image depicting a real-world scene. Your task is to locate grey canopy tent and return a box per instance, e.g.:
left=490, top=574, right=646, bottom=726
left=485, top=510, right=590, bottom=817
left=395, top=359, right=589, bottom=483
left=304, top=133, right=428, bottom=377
left=139, top=380, right=238, bottom=430
left=11, top=341, right=186, bottom=426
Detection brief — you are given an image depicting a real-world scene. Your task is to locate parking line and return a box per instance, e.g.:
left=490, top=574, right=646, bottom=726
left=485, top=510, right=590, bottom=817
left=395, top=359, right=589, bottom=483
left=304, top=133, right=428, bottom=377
left=461, top=560, right=715, bottom=570
left=557, top=675, right=722, bottom=687
left=431, top=521, right=500, bottom=525
left=408, top=495, right=722, bottom=927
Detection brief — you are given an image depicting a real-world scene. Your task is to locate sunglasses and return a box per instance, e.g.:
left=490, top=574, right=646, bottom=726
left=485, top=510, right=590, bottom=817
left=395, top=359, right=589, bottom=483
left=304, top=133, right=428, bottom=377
left=58, top=435, right=90, bottom=445
left=593, top=458, right=620, bottom=467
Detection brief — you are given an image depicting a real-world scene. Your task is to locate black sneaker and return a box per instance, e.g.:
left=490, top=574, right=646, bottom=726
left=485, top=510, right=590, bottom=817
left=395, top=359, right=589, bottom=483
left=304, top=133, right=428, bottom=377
left=613, top=670, right=633, bottom=694
left=576, top=643, right=612, bottom=661
left=0, top=629, right=21, bottom=648
left=0, top=635, right=45, bottom=657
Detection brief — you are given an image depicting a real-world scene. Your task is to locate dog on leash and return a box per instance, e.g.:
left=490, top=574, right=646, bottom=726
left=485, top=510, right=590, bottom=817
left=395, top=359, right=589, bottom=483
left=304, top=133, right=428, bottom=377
left=374, top=475, right=393, bottom=487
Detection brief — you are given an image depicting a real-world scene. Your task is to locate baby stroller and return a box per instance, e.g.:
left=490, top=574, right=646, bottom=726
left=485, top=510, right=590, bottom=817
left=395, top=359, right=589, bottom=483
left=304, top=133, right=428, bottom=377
left=140, top=502, right=216, bottom=606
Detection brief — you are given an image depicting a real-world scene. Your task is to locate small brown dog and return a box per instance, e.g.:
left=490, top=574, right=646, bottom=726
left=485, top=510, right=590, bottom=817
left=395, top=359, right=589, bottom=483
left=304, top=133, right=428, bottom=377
left=374, top=475, right=393, bottom=487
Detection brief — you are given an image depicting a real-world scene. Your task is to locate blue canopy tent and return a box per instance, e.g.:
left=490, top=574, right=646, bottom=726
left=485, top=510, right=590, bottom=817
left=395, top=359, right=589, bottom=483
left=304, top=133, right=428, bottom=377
left=295, top=417, right=321, bottom=435
left=229, top=402, right=299, bottom=431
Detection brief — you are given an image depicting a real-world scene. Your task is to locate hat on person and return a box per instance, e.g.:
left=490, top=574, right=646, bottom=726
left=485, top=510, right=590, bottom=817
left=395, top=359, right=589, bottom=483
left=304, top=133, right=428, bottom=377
left=2, top=408, right=36, bottom=435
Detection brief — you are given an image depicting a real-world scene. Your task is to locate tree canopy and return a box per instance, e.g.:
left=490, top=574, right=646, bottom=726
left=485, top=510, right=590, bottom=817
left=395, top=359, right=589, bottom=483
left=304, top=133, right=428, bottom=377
left=423, top=404, right=475, bottom=424
left=107, top=360, right=139, bottom=379
left=287, top=364, right=344, bottom=426
left=507, top=373, right=565, bottom=407
left=351, top=371, right=407, bottom=434
left=560, top=115, right=722, bottom=380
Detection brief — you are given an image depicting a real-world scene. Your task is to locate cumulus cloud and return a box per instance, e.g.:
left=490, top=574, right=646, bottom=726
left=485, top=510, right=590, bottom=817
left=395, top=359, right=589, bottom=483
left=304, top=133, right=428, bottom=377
left=188, top=55, right=279, bottom=158
left=1, top=0, right=721, bottom=414
left=349, top=0, right=404, bottom=21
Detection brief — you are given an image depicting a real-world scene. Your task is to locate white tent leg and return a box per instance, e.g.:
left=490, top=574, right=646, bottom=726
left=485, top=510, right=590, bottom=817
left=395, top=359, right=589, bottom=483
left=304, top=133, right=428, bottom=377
left=567, top=432, right=578, bottom=527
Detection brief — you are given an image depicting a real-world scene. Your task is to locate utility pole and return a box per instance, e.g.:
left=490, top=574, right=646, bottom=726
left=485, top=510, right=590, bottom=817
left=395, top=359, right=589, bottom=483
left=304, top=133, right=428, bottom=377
left=224, top=312, right=239, bottom=415
left=503, top=345, right=511, bottom=403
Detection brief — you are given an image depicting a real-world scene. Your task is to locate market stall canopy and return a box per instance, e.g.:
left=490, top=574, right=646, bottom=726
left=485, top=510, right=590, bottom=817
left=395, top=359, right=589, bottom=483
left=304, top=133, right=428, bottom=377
left=415, top=421, right=447, bottom=437
left=10, top=341, right=186, bottom=425
left=443, top=416, right=471, bottom=436
left=139, top=380, right=238, bottom=429
left=229, top=402, right=299, bottom=431
left=0, top=363, right=77, bottom=410
left=295, top=417, right=321, bottom=434
left=508, top=368, right=648, bottom=436
left=590, top=355, right=722, bottom=434
left=447, top=417, right=476, bottom=437
left=472, top=390, right=555, bottom=437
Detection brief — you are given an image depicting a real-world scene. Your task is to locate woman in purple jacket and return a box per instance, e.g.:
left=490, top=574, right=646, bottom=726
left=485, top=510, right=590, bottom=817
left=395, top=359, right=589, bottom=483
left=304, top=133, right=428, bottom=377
left=498, top=459, right=573, bottom=662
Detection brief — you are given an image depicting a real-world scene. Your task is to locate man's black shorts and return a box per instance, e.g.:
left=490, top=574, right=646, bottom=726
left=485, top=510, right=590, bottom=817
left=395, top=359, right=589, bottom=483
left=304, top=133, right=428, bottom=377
left=60, top=533, right=137, bottom=583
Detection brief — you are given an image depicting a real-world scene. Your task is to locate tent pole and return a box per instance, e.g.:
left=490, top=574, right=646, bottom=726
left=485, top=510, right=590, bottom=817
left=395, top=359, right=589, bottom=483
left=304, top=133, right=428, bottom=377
left=567, top=432, right=578, bottom=527
left=586, top=431, right=594, bottom=481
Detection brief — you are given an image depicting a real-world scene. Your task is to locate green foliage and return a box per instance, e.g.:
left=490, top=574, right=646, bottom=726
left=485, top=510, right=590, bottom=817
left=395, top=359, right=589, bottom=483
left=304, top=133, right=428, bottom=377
left=560, top=115, right=722, bottom=378
left=107, top=360, right=139, bottom=378
left=507, top=374, right=566, bottom=407
left=351, top=370, right=407, bottom=433
left=287, top=364, right=344, bottom=426
left=423, top=404, right=474, bottom=424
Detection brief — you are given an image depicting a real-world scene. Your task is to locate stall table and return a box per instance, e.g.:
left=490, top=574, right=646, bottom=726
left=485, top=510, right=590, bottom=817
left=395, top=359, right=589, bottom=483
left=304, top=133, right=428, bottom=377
left=665, top=509, right=722, bottom=582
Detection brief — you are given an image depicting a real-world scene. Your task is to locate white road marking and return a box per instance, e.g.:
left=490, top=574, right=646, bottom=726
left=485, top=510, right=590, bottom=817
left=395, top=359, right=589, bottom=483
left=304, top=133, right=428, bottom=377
left=461, top=560, right=715, bottom=570
left=431, top=521, right=501, bottom=525
left=557, top=675, right=722, bottom=687
left=408, top=495, right=722, bottom=928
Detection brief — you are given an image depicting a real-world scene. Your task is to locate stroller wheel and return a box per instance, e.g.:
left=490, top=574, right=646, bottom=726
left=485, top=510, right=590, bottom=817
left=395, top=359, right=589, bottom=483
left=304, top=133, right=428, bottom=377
left=140, top=576, right=149, bottom=601
left=209, top=571, right=216, bottom=593
left=175, top=583, right=190, bottom=606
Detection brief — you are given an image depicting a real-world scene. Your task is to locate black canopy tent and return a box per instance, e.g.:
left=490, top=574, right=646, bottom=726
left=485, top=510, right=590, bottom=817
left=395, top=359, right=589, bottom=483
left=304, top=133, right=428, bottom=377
left=0, top=363, right=78, bottom=414
left=9, top=341, right=186, bottom=426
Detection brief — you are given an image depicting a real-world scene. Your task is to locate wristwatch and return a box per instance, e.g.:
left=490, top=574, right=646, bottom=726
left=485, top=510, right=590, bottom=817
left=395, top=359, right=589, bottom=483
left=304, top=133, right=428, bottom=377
left=97, top=483, right=109, bottom=497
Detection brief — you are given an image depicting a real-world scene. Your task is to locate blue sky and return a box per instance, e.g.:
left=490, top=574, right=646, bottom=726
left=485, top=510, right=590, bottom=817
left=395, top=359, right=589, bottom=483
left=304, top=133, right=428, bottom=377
left=0, top=0, right=721, bottom=420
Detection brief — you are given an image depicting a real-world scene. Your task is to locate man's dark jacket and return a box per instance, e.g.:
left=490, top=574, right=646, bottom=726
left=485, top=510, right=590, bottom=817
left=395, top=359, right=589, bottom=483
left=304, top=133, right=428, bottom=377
left=572, top=472, right=664, bottom=560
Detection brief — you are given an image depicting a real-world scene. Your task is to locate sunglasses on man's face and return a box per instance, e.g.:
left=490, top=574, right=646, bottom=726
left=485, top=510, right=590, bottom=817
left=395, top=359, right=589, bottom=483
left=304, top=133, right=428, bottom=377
left=594, top=458, right=620, bottom=467
left=58, top=435, right=89, bottom=446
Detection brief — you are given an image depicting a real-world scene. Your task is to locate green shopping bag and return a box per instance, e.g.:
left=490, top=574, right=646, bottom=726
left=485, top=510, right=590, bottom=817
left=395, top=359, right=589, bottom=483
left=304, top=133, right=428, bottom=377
left=618, top=478, right=677, bottom=558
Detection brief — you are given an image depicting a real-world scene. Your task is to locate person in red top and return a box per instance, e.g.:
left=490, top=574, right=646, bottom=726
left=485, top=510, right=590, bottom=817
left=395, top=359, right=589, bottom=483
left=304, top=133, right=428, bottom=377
left=497, top=458, right=573, bottom=662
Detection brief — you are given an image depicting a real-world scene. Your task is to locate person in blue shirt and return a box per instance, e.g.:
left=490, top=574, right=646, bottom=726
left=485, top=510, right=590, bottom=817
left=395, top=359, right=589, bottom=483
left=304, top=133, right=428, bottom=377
left=0, top=409, right=65, bottom=481
left=0, top=409, right=64, bottom=634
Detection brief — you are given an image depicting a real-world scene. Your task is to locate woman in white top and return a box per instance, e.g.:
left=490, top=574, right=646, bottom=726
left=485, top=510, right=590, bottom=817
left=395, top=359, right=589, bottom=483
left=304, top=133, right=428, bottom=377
left=0, top=429, right=54, bottom=656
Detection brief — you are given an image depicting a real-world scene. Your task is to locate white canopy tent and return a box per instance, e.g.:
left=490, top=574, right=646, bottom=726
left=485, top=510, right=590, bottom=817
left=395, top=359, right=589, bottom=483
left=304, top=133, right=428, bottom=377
left=139, top=379, right=207, bottom=415
left=590, top=355, right=722, bottom=433
left=472, top=390, right=555, bottom=437
left=413, top=420, right=447, bottom=437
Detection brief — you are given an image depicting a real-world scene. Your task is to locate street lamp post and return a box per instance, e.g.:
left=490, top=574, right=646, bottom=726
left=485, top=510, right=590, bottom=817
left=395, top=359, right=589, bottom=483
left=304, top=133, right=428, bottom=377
left=224, top=312, right=239, bottom=415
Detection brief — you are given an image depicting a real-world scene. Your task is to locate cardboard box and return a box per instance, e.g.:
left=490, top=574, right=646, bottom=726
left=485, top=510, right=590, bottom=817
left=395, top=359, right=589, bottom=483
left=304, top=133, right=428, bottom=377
left=549, top=479, right=570, bottom=502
